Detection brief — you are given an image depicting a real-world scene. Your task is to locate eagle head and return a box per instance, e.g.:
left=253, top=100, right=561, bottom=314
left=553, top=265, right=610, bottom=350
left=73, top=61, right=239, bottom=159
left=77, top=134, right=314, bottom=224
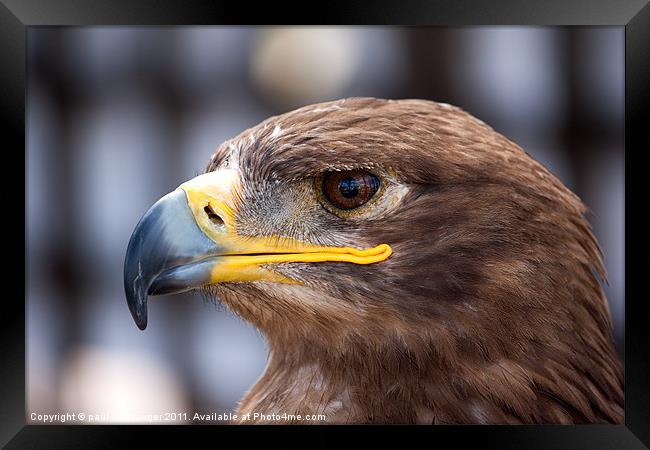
left=124, top=97, right=623, bottom=424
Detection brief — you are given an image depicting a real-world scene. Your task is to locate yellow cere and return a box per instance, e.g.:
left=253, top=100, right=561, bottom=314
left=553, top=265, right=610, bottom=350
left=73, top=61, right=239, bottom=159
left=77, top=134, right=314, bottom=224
left=178, top=170, right=393, bottom=285
left=179, top=169, right=239, bottom=235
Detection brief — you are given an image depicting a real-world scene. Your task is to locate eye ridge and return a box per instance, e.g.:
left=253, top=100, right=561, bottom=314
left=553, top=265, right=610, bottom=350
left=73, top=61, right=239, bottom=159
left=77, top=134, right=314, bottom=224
left=322, top=170, right=381, bottom=211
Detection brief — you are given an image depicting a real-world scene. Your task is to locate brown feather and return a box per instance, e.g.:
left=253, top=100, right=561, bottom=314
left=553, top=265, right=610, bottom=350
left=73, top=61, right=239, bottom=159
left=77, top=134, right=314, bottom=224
left=203, top=97, right=623, bottom=424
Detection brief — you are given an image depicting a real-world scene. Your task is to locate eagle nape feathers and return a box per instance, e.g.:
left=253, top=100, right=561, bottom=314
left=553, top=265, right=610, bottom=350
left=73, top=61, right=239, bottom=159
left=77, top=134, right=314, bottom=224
left=124, top=97, right=623, bottom=424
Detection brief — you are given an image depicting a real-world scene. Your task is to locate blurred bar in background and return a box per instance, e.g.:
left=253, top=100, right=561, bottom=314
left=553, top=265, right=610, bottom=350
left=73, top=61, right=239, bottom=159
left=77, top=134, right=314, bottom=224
left=26, top=26, right=624, bottom=422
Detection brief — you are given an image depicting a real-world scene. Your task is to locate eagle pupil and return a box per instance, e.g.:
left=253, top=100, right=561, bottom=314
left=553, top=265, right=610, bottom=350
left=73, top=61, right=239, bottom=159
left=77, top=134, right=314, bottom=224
left=339, top=178, right=360, bottom=198
left=321, top=169, right=381, bottom=212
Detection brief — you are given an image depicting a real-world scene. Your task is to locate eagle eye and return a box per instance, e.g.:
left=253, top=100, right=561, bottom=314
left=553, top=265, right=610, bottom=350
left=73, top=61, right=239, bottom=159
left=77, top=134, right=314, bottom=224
left=321, top=170, right=381, bottom=211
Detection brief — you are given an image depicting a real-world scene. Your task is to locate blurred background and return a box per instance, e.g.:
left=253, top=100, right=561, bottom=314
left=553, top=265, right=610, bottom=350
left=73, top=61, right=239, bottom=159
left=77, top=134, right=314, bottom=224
left=26, top=26, right=624, bottom=423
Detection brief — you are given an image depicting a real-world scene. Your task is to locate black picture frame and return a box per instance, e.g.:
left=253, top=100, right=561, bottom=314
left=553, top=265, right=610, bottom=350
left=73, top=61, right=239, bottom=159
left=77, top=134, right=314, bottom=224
left=6, top=0, right=649, bottom=448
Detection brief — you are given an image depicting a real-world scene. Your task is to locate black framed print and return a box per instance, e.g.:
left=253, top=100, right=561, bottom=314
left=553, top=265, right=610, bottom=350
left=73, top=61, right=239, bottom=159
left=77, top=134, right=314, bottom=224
left=5, top=0, right=650, bottom=448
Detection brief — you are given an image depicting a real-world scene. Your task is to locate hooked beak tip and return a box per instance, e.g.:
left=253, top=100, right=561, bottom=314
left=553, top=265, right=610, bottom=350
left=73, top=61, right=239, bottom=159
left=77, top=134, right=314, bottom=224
left=125, top=282, right=149, bottom=330
left=135, top=314, right=148, bottom=331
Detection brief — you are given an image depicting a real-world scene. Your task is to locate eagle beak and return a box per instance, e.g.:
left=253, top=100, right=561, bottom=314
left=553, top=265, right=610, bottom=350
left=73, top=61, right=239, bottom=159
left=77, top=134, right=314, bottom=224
left=123, top=169, right=392, bottom=330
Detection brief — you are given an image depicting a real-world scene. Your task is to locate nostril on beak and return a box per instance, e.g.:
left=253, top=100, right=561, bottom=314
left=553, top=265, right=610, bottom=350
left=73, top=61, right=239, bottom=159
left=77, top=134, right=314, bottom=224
left=204, top=204, right=226, bottom=231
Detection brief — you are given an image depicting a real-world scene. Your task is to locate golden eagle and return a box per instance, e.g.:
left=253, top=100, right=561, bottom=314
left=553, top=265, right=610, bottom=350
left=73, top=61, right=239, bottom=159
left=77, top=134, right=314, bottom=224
left=124, top=98, right=623, bottom=424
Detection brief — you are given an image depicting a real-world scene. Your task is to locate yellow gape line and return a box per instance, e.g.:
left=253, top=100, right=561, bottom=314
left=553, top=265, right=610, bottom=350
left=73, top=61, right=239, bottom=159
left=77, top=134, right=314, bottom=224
left=220, top=244, right=391, bottom=267
left=209, top=244, right=392, bottom=284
